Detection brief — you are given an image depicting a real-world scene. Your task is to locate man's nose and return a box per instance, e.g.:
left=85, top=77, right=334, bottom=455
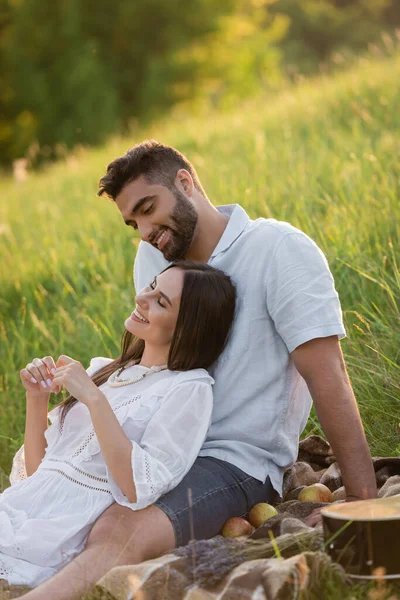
left=138, top=221, right=154, bottom=243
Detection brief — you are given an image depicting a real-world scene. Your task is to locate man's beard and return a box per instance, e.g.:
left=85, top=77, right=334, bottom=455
left=159, top=189, right=198, bottom=261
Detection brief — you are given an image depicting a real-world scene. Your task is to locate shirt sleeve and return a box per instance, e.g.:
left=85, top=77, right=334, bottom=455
left=266, top=232, right=346, bottom=353
left=134, top=241, right=169, bottom=293
left=106, top=379, right=213, bottom=510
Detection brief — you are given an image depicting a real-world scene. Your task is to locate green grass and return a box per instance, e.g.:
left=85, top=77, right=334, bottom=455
left=0, top=44, right=399, bottom=496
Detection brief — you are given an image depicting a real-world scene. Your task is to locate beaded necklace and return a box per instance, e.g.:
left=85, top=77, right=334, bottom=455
left=107, top=363, right=168, bottom=388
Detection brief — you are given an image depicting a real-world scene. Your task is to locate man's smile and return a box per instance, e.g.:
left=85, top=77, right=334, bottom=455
left=152, top=228, right=171, bottom=250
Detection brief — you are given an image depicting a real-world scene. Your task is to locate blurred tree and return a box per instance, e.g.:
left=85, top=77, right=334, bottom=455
left=5, top=0, right=119, bottom=165
left=79, top=0, right=236, bottom=121
left=0, top=0, right=399, bottom=166
left=139, top=0, right=288, bottom=113
left=0, top=0, right=31, bottom=165
left=270, top=0, right=396, bottom=72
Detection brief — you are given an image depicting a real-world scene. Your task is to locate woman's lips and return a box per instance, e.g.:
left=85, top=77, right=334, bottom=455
left=130, top=308, right=149, bottom=323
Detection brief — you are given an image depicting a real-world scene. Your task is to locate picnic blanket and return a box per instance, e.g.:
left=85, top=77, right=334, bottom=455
left=92, top=435, right=400, bottom=600
left=4, top=436, right=400, bottom=599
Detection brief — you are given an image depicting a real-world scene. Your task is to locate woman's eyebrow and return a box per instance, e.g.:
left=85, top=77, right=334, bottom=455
left=153, top=276, right=172, bottom=307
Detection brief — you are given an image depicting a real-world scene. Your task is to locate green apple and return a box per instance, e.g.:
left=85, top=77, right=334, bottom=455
left=298, top=483, right=333, bottom=503
left=248, top=502, right=278, bottom=528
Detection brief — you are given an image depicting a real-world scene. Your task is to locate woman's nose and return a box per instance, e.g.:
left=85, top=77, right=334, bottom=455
left=135, top=292, right=149, bottom=309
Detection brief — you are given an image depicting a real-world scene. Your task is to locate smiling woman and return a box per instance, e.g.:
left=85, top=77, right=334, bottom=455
left=0, top=261, right=236, bottom=588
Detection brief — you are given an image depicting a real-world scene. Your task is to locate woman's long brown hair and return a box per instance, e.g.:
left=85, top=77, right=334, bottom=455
left=57, top=261, right=236, bottom=423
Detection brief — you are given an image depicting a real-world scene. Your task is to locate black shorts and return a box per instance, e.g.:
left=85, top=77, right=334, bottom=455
left=154, top=456, right=274, bottom=547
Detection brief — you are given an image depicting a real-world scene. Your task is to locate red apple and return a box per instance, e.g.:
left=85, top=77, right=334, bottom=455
left=221, top=517, right=254, bottom=538
left=248, top=503, right=278, bottom=528
left=298, top=483, right=334, bottom=503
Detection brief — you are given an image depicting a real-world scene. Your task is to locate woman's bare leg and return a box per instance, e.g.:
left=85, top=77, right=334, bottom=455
left=19, top=503, right=176, bottom=600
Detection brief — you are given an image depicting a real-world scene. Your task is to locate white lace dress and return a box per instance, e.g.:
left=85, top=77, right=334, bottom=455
left=0, top=358, right=213, bottom=587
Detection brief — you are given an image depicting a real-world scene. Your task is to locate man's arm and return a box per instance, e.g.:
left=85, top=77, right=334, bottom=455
left=291, top=335, right=377, bottom=501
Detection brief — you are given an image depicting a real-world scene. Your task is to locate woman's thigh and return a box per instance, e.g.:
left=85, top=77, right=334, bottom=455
left=155, top=456, right=274, bottom=547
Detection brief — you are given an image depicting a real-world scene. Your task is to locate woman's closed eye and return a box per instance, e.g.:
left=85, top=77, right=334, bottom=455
left=149, top=281, right=166, bottom=308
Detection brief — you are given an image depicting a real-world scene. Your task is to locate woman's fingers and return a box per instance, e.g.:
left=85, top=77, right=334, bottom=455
left=49, top=371, right=67, bottom=393
left=33, top=358, right=52, bottom=387
left=26, top=362, right=46, bottom=388
left=56, top=355, right=75, bottom=368
left=42, top=356, right=57, bottom=377
left=20, top=368, right=36, bottom=383
left=26, top=357, right=54, bottom=388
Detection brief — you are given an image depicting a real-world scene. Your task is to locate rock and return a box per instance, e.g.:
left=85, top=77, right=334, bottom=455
left=378, top=475, right=400, bottom=498
left=332, top=486, right=346, bottom=502
left=284, top=486, right=306, bottom=502
left=320, top=463, right=342, bottom=492
left=282, top=462, right=320, bottom=497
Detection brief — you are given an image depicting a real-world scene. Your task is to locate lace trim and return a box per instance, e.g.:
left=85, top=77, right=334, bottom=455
left=11, top=542, right=25, bottom=558
left=46, top=458, right=108, bottom=483
left=71, top=430, right=96, bottom=460
left=53, top=408, right=66, bottom=447
left=70, top=395, right=141, bottom=460
left=113, top=395, right=141, bottom=412
left=144, top=453, right=156, bottom=495
left=9, top=445, right=27, bottom=485
left=41, top=468, right=112, bottom=494
left=17, top=448, right=26, bottom=482
left=0, top=557, right=13, bottom=578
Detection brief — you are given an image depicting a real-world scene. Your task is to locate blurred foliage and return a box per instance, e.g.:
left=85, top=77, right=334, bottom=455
left=270, top=0, right=400, bottom=73
left=0, top=0, right=399, bottom=167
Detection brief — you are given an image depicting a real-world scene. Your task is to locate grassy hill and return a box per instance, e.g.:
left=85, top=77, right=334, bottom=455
left=0, top=48, right=399, bottom=482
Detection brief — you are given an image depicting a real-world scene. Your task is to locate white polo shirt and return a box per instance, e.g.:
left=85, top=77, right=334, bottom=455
left=134, top=204, right=346, bottom=495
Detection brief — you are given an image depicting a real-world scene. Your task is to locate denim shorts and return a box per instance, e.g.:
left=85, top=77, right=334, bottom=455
left=154, top=456, right=274, bottom=547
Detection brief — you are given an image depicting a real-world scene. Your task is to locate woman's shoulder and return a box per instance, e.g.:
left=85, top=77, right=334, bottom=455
left=169, top=368, right=214, bottom=388
left=86, top=356, right=114, bottom=376
left=140, top=368, right=214, bottom=401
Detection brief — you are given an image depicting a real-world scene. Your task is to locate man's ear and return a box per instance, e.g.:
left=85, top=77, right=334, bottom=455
left=176, top=169, right=194, bottom=196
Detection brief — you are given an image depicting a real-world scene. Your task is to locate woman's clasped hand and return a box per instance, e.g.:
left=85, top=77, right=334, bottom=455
left=20, top=355, right=100, bottom=404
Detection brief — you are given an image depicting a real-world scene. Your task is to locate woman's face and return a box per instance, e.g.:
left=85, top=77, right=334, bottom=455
left=125, top=267, right=184, bottom=348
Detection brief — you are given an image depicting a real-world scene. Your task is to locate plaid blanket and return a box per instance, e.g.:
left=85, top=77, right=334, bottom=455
left=92, top=435, right=400, bottom=599
left=4, top=436, right=400, bottom=598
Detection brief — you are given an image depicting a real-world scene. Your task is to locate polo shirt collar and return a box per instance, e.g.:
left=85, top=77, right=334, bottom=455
left=210, top=204, right=251, bottom=258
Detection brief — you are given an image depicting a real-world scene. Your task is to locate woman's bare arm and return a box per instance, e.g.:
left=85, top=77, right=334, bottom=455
left=24, top=392, right=50, bottom=476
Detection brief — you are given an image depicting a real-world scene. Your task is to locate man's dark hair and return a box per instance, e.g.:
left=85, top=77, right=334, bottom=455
left=98, top=140, right=206, bottom=200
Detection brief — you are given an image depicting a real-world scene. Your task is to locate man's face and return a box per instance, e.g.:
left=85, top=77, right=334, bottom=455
left=116, top=176, right=198, bottom=261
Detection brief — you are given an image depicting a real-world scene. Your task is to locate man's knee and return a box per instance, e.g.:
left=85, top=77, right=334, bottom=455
left=86, top=502, right=176, bottom=564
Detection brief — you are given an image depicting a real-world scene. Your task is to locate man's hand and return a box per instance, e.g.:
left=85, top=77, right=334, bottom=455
left=292, top=336, right=377, bottom=503
left=50, top=355, right=101, bottom=405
